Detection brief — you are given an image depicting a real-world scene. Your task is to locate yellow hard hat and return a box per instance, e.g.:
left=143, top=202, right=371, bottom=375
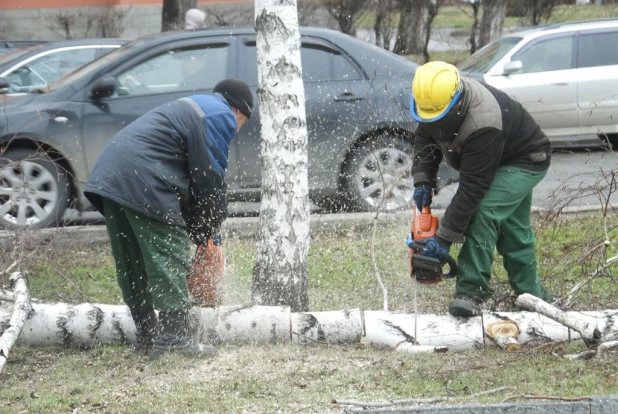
left=410, top=61, right=462, bottom=122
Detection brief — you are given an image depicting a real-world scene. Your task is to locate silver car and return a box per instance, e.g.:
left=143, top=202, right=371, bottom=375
left=458, top=19, right=618, bottom=149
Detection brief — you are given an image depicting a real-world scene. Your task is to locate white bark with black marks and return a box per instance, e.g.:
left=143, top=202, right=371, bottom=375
left=291, top=309, right=363, bottom=345
left=0, top=273, right=30, bottom=373
left=515, top=293, right=613, bottom=345
left=365, top=310, right=617, bottom=352
left=216, top=305, right=291, bottom=344
left=3, top=298, right=617, bottom=354
left=252, top=0, right=310, bottom=312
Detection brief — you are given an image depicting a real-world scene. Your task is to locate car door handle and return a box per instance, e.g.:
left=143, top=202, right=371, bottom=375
left=551, top=82, right=569, bottom=86
left=335, top=91, right=365, bottom=102
left=53, top=116, right=69, bottom=124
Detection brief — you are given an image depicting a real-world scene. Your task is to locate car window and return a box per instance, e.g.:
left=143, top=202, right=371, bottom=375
left=243, top=42, right=362, bottom=85
left=32, top=48, right=99, bottom=82
left=3, top=47, right=104, bottom=93
left=303, top=46, right=362, bottom=82
left=0, top=44, right=44, bottom=66
left=4, top=67, right=46, bottom=93
left=578, top=30, right=618, bottom=68
left=115, top=45, right=228, bottom=97
left=513, top=35, right=574, bottom=74
left=458, top=37, right=522, bottom=74
left=49, top=40, right=145, bottom=92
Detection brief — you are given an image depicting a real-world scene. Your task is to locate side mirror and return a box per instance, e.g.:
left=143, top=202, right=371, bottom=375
left=502, top=60, right=522, bottom=75
left=0, top=77, right=9, bottom=94
left=91, top=77, right=116, bottom=99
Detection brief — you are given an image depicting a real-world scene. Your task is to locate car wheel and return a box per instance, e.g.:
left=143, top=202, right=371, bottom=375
left=341, top=136, right=414, bottom=212
left=0, top=148, right=70, bottom=229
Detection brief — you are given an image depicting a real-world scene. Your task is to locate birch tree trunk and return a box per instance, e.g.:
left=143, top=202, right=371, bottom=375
left=393, top=0, right=427, bottom=55
left=252, top=0, right=310, bottom=312
left=478, top=0, right=506, bottom=49
left=161, top=0, right=197, bottom=32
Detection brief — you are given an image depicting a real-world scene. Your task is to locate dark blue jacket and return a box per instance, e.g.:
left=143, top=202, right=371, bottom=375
left=84, top=93, right=236, bottom=244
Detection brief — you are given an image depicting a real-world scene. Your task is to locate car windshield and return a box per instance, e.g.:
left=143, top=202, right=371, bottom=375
left=46, top=40, right=145, bottom=92
left=458, top=36, right=522, bottom=74
left=0, top=44, right=44, bottom=67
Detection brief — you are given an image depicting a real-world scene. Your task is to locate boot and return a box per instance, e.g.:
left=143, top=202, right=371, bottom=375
left=448, top=295, right=483, bottom=318
left=149, top=310, right=217, bottom=360
left=131, top=309, right=158, bottom=355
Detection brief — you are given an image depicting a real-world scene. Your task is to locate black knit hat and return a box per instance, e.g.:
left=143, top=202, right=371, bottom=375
left=213, top=79, right=254, bottom=119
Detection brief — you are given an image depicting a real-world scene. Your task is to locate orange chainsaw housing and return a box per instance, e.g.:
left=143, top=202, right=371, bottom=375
left=187, top=239, right=225, bottom=307
left=412, top=206, right=438, bottom=242
left=409, top=206, right=440, bottom=284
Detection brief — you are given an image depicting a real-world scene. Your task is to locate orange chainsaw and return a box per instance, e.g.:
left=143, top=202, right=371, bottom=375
left=187, top=238, right=225, bottom=308
left=407, top=205, right=457, bottom=284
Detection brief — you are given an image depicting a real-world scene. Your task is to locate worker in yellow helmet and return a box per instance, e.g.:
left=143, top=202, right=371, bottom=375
left=408, top=61, right=553, bottom=317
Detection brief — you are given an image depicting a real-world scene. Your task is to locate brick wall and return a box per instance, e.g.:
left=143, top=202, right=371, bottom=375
left=0, top=1, right=258, bottom=40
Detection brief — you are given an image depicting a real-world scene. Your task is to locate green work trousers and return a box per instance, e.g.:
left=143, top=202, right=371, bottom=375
left=456, top=166, right=548, bottom=300
left=102, top=198, right=192, bottom=315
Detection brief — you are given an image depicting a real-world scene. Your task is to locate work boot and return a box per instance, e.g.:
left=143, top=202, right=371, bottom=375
left=131, top=310, right=158, bottom=355
left=448, top=295, right=483, bottom=317
left=149, top=310, right=217, bottom=360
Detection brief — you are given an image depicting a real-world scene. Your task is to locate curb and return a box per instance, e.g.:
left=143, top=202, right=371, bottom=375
left=0, top=204, right=606, bottom=250
left=342, top=395, right=618, bottom=414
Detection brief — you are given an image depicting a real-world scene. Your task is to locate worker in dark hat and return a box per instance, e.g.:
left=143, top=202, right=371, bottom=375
left=85, top=79, right=253, bottom=359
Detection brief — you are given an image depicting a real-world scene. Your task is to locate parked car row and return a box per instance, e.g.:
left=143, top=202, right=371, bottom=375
left=3, top=17, right=617, bottom=229
left=0, top=27, right=458, bottom=228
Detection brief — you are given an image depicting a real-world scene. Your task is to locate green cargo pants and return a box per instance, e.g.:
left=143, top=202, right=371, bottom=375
left=456, top=166, right=548, bottom=300
left=102, top=198, right=192, bottom=315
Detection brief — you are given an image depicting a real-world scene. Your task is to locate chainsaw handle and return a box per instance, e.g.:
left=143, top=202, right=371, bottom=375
left=408, top=241, right=458, bottom=280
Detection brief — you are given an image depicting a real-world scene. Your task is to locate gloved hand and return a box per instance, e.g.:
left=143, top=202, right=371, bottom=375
left=211, top=234, right=222, bottom=246
left=413, top=183, right=433, bottom=208
left=415, top=236, right=451, bottom=262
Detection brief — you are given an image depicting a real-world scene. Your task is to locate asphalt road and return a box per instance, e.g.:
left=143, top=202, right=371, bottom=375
left=60, top=148, right=617, bottom=226
left=432, top=148, right=618, bottom=211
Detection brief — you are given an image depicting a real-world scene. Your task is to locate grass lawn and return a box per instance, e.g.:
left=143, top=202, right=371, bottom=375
left=0, top=209, right=616, bottom=413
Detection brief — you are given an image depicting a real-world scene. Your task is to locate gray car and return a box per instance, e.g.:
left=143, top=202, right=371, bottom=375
left=0, top=27, right=458, bottom=228
left=458, top=18, right=618, bottom=149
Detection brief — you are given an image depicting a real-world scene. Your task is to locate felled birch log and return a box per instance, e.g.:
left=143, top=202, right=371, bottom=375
left=515, top=293, right=603, bottom=345
left=0, top=272, right=31, bottom=372
left=216, top=305, right=291, bottom=344
left=291, top=309, right=363, bottom=345
left=0, top=303, right=295, bottom=347
left=2, top=300, right=618, bottom=351
left=485, top=319, right=521, bottom=352
left=364, top=310, right=617, bottom=352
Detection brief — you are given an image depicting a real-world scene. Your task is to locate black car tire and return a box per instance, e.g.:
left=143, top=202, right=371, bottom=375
left=0, top=148, right=70, bottom=229
left=341, top=136, right=415, bottom=212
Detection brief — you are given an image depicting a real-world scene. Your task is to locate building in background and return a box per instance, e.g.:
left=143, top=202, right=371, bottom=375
left=0, top=0, right=252, bottom=40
